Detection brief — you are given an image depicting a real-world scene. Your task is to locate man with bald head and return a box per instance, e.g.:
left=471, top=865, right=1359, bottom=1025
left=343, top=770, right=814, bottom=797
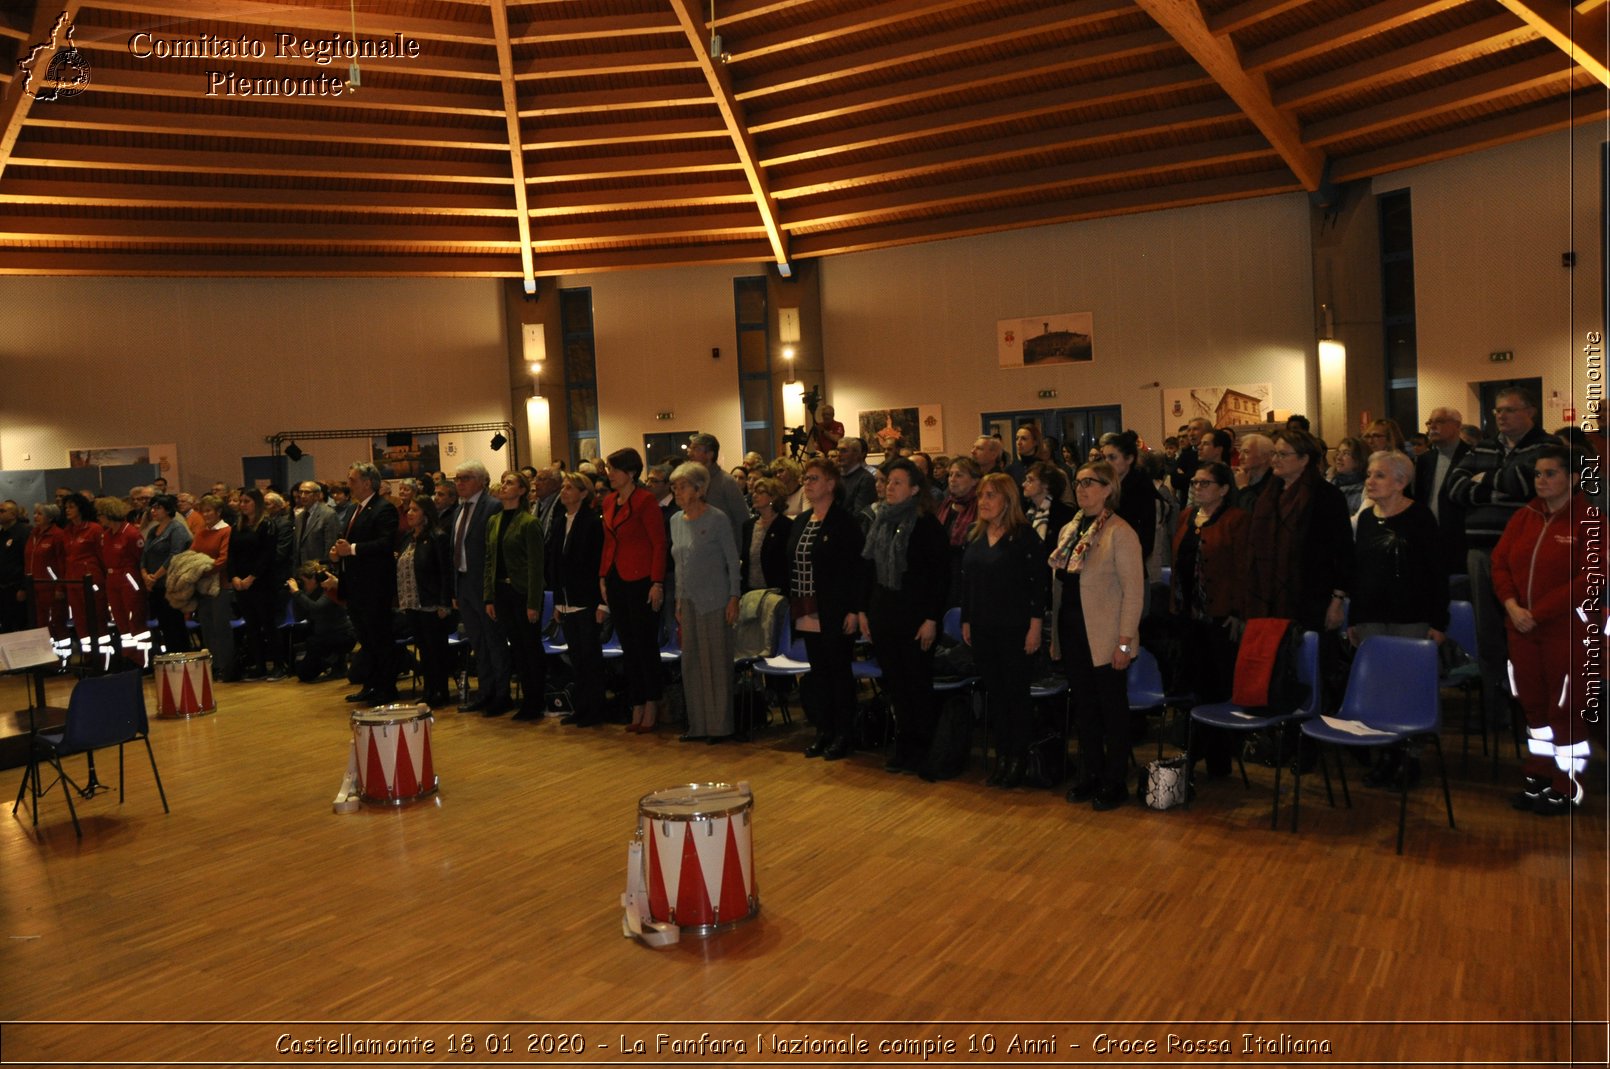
left=1232, top=433, right=1274, bottom=511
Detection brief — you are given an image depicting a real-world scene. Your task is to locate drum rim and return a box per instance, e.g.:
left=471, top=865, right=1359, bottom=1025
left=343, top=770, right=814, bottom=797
left=153, top=652, right=212, bottom=663
left=351, top=703, right=432, bottom=725
left=637, top=781, right=752, bottom=821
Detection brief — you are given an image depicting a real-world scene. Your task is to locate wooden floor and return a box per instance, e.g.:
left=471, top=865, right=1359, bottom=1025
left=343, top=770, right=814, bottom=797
left=1, top=670, right=1605, bottom=1067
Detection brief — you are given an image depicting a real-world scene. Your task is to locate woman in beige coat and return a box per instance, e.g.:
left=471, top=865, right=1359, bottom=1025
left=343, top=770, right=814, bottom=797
left=1048, top=460, right=1146, bottom=810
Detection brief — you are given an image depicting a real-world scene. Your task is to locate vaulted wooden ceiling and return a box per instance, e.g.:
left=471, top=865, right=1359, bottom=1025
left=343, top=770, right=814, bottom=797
left=0, top=0, right=1604, bottom=280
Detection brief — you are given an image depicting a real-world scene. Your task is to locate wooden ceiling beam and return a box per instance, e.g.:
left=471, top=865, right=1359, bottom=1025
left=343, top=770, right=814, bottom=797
left=27, top=102, right=508, bottom=151
left=0, top=250, right=524, bottom=278
left=489, top=0, right=536, bottom=291
left=747, top=27, right=1175, bottom=133
left=1240, top=0, right=1465, bottom=73
left=736, top=0, right=1148, bottom=101
left=517, top=83, right=715, bottom=117
left=1, top=2, right=84, bottom=183
left=773, top=98, right=1245, bottom=198
left=790, top=169, right=1299, bottom=258
left=508, top=13, right=682, bottom=43
left=1303, top=52, right=1575, bottom=147
left=760, top=65, right=1218, bottom=167
left=1332, top=88, right=1610, bottom=179
left=11, top=142, right=513, bottom=183
left=1133, top=0, right=1325, bottom=189
left=522, top=115, right=728, bottom=149
left=527, top=241, right=776, bottom=276
left=720, top=0, right=999, bottom=63
left=526, top=149, right=741, bottom=182
left=532, top=211, right=765, bottom=246
left=783, top=134, right=1275, bottom=229
left=0, top=179, right=515, bottom=215
left=528, top=180, right=755, bottom=215
left=712, top=0, right=822, bottom=29
left=1273, top=14, right=1538, bottom=109
left=514, top=48, right=699, bottom=80
left=1206, top=0, right=1311, bottom=36
left=667, top=0, right=789, bottom=268
left=0, top=216, right=522, bottom=248
left=90, top=0, right=494, bottom=45
left=1494, top=0, right=1610, bottom=86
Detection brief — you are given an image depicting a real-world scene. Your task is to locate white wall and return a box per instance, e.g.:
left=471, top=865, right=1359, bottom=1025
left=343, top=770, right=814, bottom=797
left=0, top=276, right=510, bottom=489
left=564, top=262, right=750, bottom=467
left=1375, top=127, right=1602, bottom=430
left=817, top=194, right=1317, bottom=455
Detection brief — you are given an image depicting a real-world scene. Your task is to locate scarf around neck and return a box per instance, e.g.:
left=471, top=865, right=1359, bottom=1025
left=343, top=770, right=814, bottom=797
left=863, top=495, right=920, bottom=590
left=1047, top=507, right=1110, bottom=572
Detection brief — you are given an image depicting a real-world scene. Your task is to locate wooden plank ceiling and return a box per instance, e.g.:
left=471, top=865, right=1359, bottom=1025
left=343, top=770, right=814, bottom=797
left=0, top=0, right=1604, bottom=280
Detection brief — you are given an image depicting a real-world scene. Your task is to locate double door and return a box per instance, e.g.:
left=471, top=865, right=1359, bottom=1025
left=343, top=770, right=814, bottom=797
left=980, top=405, right=1124, bottom=465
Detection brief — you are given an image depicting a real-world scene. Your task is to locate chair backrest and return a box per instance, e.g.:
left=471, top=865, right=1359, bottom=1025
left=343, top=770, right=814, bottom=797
left=778, top=610, right=807, bottom=661
left=942, top=606, right=964, bottom=643
left=542, top=589, right=555, bottom=629
left=1339, top=636, right=1440, bottom=733
left=61, top=671, right=146, bottom=752
left=1446, top=600, right=1477, bottom=659
left=1126, top=646, right=1165, bottom=707
left=1294, top=630, right=1321, bottom=716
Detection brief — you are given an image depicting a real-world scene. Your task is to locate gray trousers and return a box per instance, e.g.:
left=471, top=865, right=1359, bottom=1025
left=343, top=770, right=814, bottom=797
left=195, top=590, right=235, bottom=679
left=679, top=603, right=734, bottom=738
left=456, top=569, right=508, bottom=701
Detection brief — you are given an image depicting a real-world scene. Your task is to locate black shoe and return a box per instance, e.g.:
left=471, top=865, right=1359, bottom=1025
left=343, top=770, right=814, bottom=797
left=265, top=668, right=286, bottom=682
left=998, top=759, right=1026, bottom=790
left=822, top=739, right=853, bottom=761
left=804, top=735, right=833, bottom=759
left=679, top=733, right=707, bottom=743
left=459, top=696, right=491, bottom=713
left=1533, top=786, right=1581, bottom=816
left=345, top=690, right=376, bottom=704
left=885, top=754, right=918, bottom=774
left=511, top=708, right=546, bottom=722
left=423, top=692, right=450, bottom=709
left=559, top=714, right=580, bottom=726
left=1092, top=784, right=1128, bottom=811
left=1511, top=775, right=1550, bottom=811
left=483, top=697, right=514, bottom=717
left=1065, top=780, right=1098, bottom=803
left=706, top=734, right=732, bottom=745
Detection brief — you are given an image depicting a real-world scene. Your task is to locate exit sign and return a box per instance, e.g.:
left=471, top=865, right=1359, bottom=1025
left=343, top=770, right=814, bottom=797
left=1490, top=350, right=1514, bottom=362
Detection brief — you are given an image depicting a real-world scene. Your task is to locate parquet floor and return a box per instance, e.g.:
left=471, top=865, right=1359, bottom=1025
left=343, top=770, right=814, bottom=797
left=0, top=670, right=1604, bottom=1067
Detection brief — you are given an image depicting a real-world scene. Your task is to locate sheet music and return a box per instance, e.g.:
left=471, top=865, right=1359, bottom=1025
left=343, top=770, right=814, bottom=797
left=0, top=628, right=58, bottom=671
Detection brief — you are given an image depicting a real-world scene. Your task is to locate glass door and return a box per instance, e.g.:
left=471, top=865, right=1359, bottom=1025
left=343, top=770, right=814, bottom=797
left=980, top=406, right=1123, bottom=465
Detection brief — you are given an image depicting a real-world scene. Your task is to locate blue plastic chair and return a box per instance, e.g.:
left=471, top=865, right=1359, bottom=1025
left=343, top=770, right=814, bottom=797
left=1126, top=646, right=1182, bottom=759
left=752, top=612, right=812, bottom=724
left=1441, top=599, right=1494, bottom=764
left=1186, top=630, right=1321, bottom=830
left=1295, top=636, right=1454, bottom=854
left=14, top=671, right=169, bottom=838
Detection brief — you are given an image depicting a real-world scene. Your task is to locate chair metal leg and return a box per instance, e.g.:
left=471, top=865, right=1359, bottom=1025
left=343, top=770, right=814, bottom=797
left=41, top=754, right=81, bottom=838
left=1336, top=751, right=1351, bottom=809
left=1182, top=718, right=1194, bottom=810
left=1317, top=745, right=1335, bottom=807
left=1237, top=743, right=1251, bottom=789
left=141, top=737, right=170, bottom=814
left=1431, top=733, right=1454, bottom=830
left=1271, top=727, right=1284, bottom=831
left=1291, top=734, right=1302, bottom=833
left=1396, top=743, right=1410, bottom=854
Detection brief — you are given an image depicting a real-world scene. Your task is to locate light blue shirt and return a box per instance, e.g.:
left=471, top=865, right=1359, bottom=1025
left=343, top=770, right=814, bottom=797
left=670, top=506, right=740, bottom=614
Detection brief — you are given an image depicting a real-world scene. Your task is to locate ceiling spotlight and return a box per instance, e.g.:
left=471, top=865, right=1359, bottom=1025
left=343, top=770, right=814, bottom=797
left=490, top=432, right=507, bottom=451
left=284, top=441, right=304, bottom=462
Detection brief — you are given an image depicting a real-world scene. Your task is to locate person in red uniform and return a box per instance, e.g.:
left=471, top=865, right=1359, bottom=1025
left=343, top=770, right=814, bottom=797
left=25, top=503, right=67, bottom=639
left=96, top=497, right=146, bottom=642
left=1491, top=443, right=1593, bottom=815
left=59, top=493, right=106, bottom=643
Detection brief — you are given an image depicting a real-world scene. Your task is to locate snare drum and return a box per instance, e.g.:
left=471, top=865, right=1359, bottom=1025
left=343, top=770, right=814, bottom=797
left=637, top=782, right=757, bottom=934
left=153, top=651, right=215, bottom=719
left=351, top=704, right=437, bottom=806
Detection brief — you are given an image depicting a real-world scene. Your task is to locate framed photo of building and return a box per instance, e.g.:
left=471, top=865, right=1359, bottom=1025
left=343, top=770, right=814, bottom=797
left=998, top=312, right=1094, bottom=368
left=1161, top=383, right=1274, bottom=429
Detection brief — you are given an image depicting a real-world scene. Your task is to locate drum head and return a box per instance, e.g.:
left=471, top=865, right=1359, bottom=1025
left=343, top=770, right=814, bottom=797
left=352, top=702, right=431, bottom=726
left=154, top=652, right=210, bottom=665
left=638, top=782, right=751, bottom=821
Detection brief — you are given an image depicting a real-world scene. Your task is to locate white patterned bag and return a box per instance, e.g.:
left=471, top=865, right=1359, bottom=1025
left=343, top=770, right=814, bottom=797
left=1141, top=757, right=1189, bottom=810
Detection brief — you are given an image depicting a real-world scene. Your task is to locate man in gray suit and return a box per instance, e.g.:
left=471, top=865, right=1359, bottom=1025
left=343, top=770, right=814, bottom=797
left=687, top=433, right=749, bottom=548
left=445, top=460, right=508, bottom=711
left=292, top=480, right=341, bottom=567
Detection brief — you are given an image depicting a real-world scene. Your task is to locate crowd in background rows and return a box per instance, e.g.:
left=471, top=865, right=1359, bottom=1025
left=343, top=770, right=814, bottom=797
left=0, top=386, right=1599, bottom=813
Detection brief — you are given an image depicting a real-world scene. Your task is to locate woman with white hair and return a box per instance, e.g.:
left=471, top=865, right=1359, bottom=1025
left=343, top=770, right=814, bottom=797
left=668, top=461, right=741, bottom=743
left=1349, top=449, right=1447, bottom=648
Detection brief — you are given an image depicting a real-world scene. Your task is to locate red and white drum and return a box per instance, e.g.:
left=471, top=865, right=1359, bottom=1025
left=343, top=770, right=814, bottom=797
left=638, top=782, right=757, bottom=934
left=154, top=651, right=215, bottom=719
left=351, top=704, right=437, bottom=806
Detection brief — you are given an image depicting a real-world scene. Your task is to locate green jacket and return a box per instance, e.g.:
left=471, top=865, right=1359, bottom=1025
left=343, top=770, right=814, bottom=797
left=483, top=506, right=545, bottom=613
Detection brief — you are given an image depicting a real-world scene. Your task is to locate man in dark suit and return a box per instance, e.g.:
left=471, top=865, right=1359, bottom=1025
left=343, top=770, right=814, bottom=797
left=1413, top=406, right=1472, bottom=588
left=329, top=462, right=400, bottom=705
left=444, top=460, right=508, bottom=711
left=293, top=480, right=341, bottom=567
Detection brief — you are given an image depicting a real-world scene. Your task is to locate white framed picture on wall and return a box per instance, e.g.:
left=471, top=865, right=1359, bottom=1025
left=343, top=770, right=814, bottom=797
left=997, top=312, right=1094, bottom=367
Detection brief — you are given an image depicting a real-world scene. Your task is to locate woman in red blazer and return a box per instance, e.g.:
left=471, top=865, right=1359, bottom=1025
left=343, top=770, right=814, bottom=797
left=59, top=493, right=106, bottom=643
left=597, top=447, right=667, bottom=733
